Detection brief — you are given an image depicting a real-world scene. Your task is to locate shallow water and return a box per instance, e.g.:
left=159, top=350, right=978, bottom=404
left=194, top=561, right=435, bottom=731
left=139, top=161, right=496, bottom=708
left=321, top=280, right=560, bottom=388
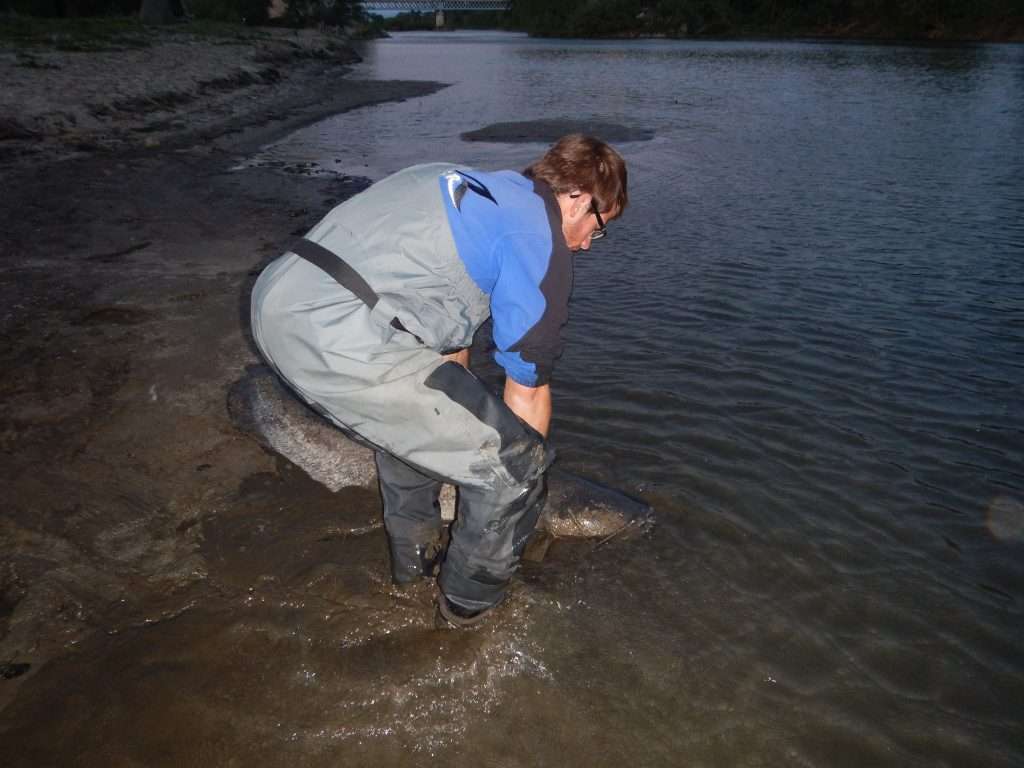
left=196, top=32, right=1021, bottom=765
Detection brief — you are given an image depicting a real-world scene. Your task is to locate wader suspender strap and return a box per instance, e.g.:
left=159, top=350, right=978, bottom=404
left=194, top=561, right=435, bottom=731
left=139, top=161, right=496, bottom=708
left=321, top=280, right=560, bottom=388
left=289, top=236, right=460, bottom=523
left=290, top=238, right=380, bottom=310
left=291, top=238, right=458, bottom=350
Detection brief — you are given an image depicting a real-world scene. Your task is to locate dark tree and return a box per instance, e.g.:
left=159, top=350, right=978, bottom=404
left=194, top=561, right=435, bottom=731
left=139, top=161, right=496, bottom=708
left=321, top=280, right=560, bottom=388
left=139, top=0, right=176, bottom=23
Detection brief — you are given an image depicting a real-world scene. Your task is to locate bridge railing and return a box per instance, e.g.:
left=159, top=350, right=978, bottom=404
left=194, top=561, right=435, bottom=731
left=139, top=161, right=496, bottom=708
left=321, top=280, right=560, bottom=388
left=359, top=1, right=510, bottom=10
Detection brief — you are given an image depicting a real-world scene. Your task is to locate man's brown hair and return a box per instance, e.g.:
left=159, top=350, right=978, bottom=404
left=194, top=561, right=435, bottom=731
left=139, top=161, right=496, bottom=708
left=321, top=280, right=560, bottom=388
left=524, top=134, right=628, bottom=216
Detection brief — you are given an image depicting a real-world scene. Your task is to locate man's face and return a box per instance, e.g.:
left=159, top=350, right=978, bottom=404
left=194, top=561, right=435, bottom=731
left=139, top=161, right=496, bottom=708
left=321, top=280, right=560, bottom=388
left=560, top=193, right=611, bottom=252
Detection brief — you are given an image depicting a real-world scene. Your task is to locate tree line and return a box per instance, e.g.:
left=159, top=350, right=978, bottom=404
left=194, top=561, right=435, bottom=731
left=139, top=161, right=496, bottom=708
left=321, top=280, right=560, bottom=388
left=1, top=0, right=362, bottom=27
left=5, top=0, right=1022, bottom=39
left=506, top=0, right=1024, bottom=39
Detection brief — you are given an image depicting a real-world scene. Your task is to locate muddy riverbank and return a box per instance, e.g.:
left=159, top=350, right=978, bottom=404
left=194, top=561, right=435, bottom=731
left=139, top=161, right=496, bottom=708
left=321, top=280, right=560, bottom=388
left=1, top=21, right=421, bottom=164
left=0, top=133, right=596, bottom=761
left=0, top=28, right=585, bottom=763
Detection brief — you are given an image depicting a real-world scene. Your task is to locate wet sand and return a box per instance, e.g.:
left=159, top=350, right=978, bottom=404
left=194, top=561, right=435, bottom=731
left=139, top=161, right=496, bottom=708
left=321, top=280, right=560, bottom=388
left=3, top=24, right=378, bottom=164
left=0, top=32, right=565, bottom=764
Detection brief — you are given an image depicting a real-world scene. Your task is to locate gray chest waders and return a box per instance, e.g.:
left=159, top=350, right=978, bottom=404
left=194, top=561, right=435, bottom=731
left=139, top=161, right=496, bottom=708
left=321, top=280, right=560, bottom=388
left=289, top=237, right=457, bottom=523
left=251, top=167, right=553, bottom=611
left=289, top=238, right=466, bottom=357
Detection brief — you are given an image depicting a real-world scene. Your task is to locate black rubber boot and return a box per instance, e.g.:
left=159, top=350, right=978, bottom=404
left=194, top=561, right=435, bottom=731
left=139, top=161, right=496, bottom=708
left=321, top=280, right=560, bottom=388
left=434, top=593, right=500, bottom=630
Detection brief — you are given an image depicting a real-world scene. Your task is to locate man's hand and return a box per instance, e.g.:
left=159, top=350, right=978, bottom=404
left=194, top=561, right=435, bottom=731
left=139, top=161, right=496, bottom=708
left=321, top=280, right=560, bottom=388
left=503, top=379, right=551, bottom=438
left=442, top=350, right=550, bottom=437
left=442, top=348, right=470, bottom=368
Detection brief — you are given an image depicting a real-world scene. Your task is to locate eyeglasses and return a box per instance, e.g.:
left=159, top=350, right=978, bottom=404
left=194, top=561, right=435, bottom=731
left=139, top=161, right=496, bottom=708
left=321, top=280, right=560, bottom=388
left=590, top=201, right=607, bottom=241
left=572, top=193, right=608, bottom=241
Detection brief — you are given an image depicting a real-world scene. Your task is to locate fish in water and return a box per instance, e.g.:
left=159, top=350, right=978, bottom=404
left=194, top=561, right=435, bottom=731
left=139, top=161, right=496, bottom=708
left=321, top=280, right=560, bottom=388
left=227, top=365, right=654, bottom=541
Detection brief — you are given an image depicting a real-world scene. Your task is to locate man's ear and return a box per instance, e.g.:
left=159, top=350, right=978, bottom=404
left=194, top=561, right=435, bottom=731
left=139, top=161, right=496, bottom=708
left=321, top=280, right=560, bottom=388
left=569, top=191, right=592, bottom=218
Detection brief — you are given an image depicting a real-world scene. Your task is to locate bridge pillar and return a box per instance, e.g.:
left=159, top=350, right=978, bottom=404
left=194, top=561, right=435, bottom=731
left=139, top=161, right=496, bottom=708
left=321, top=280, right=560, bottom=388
left=435, top=9, right=445, bottom=28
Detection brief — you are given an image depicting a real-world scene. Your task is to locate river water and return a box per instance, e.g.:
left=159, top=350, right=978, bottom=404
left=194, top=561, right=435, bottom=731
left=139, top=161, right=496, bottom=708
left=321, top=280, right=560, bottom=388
left=251, top=32, right=1024, bottom=766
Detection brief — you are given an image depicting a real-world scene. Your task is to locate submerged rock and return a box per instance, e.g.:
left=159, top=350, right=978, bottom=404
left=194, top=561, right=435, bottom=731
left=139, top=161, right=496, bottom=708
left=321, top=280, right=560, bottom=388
left=461, top=119, right=654, bottom=143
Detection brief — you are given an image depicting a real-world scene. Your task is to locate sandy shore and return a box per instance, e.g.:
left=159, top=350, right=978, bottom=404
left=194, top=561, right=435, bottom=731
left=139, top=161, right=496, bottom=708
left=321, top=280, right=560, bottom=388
left=0, top=25, right=547, bottom=764
left=0, top=23, right=426, bottom=164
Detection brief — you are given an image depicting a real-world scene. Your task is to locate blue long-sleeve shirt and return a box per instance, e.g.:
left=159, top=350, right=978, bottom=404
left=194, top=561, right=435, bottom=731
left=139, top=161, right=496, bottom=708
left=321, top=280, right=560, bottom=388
left=439, top=169, right=572, bottom=387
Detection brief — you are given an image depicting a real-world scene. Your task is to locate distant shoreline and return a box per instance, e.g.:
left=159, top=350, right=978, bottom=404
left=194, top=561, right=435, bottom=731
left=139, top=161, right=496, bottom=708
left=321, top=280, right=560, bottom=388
left=391, top=26, right=1024, bottom=44
left=387, top=20, right=1024, bottom=44
left=519, top=25, right=1024, bottom=45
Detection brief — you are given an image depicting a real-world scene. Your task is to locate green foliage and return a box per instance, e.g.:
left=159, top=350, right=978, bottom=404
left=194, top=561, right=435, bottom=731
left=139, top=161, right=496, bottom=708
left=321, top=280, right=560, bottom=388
left=4, top=0, right=1020, bottom=36
left=380, top=9, right=510, bottom=31
left=281, top=0, right=357, bottom=28
left=4, top=0, right=138, bottom=16
left=508, top=0, right=1024, bottom=38
left=567, top=0, right=639, bottom=36
left=350, top=11, right=387, bottom=37
left=1, top=0, right=365, bottom=27
left=507, top=0, right=578, bottom=36
left=382, top=10, right=433, bottom=30
left=0, top=12, right=155, bottom=48
left=447, top=10, right=510, bottom=29
left=188, top=0, right=268, bottom=25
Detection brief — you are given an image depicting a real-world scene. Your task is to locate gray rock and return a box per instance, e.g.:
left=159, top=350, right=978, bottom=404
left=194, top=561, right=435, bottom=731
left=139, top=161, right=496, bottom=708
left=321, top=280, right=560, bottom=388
left=227, top=365, right=654, bottom=540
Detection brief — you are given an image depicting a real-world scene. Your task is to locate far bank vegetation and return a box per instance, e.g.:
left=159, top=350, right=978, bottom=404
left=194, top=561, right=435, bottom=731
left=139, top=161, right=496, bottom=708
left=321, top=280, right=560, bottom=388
left=4, top=0, right=1023, bottom=41
left=1, top=0, right=364, bottom=28
left=508, top=0, right=1024, bottom=41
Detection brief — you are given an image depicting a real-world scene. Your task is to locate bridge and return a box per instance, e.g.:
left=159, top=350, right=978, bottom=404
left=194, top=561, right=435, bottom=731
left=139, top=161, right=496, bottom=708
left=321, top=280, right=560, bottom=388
left=360, top=1, right=509, bottom=9
left=359, top=1, right=510, bottom=28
